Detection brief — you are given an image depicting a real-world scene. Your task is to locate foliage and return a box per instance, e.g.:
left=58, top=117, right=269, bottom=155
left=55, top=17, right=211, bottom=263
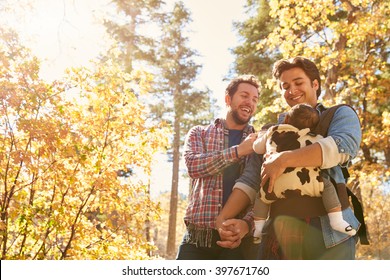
left=351, top=168, right=390, bottom=259
left=153, top=1, right=215, bottom=258
left=232, top=0, right=283, bottom=127
left=0, top=28, right=169, bottom=259
left=102, top=0, right=165, bottom=72
left=232, top=0, right=390, bottom=259
left=102, top=0, right=216, bottom=259
left=150, top=192, right=188, bottom=259
left=152, top=2, right=215, bottom=135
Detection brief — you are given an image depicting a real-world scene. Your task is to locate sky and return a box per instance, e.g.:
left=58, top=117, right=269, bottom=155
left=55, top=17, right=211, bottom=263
left=150, top=0, right=248, bottom=197
left=9, top=0, right=247, bottom=109
left=182, top=0, right=248, bottom=109
left=5, top=0, right=249, bottom=197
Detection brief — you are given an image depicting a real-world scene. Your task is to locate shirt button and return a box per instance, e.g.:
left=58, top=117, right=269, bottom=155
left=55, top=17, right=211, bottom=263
left=218, top=204, right=222, bottom=208
left=340, top=148, right=345, bottom=152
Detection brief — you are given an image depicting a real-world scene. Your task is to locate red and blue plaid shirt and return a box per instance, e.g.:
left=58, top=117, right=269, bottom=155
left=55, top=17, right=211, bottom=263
left=183, top=118, right=255, bottom=246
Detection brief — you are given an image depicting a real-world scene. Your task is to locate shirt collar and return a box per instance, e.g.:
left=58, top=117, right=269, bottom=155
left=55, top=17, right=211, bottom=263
left=214, top=118, right=254, bottom=134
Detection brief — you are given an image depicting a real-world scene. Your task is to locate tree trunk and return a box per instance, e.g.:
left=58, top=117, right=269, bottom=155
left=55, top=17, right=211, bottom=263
left=145, top=182, right=151, bottom=256
left=324, top=2, right=358, bottom=101
left=166, top=115, right=181, bottom=259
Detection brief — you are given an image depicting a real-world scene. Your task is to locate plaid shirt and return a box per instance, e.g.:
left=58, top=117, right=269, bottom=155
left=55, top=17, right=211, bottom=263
left=183, top=118, right=255, bottom=246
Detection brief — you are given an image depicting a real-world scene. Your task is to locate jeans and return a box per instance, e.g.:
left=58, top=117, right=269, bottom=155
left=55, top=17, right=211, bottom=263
left=176, top=229, right=260, bottom=260
left=258, top=215, right=357, bottom=260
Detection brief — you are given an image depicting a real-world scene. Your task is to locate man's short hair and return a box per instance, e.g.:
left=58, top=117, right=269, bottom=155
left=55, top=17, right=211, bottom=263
left=272, top=57, right=321, bottom=98
left=225, top=75, right=261, bottom=98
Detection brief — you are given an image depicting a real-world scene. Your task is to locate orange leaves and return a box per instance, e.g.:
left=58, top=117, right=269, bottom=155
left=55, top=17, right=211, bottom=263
left=1, top=39, right=168, bottom=259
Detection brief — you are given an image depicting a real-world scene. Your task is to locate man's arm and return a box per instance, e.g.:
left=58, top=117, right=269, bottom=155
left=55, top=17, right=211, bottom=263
left=215, top=152, right=262, bottom=248
left=215, top=189, right=253, bottom=249
left=184, top=126, right=257, bottom=179
left=216, top=188, right=252, bottom=229
left=260, top=142, right=322, bottom=190
left=320, top=105, right=361, bottom=167
left=220, top=152, right=263, bottom=218
left=261, top=105, right=362, bottom=190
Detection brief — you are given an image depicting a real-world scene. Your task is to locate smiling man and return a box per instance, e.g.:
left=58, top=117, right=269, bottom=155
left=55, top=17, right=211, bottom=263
left=217, top=57, right=363, bottom=260
left=176, top=75, right=261, bottom=260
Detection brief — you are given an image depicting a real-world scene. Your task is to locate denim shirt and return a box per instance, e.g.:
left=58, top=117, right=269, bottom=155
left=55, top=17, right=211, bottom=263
left=238, top=104, right=362, bottom=248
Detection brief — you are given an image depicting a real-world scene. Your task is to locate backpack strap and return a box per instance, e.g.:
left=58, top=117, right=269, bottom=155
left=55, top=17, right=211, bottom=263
left=347, top=188, right=370, bottom=244
left=315, top=104, right=369, bottom=245
left=314, top=104, right=355, bottom=180
left=314, top=104, right=354, bottom=137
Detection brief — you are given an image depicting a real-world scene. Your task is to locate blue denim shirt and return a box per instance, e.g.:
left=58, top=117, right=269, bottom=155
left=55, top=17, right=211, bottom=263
left=238, top=104, right=362, bottom=248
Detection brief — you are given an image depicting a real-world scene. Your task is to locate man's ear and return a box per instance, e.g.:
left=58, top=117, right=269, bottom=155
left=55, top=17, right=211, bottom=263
left=313, top=79, right=319, bottom=91
left=225, top=94, right=231, bottom=106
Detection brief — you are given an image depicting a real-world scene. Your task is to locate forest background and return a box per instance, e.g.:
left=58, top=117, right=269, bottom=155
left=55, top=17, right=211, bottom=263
left=0, top=0, right=389, bottom=260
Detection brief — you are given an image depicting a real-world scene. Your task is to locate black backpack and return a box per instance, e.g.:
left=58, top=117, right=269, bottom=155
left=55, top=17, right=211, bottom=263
left=314, top=104, right=369, bottom=245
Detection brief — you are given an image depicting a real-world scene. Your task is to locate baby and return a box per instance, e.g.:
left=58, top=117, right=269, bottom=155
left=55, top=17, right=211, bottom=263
left=252, top=103, right=357, bottom=242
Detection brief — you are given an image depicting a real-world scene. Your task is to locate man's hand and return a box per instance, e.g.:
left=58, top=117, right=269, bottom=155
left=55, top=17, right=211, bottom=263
left=215, top=215, right=241, bottom=248
left=260, top=152, right=286, bottom=193
left=237, top=133, right=257, bottom=157
left=216, top=219, right=249, bottom=249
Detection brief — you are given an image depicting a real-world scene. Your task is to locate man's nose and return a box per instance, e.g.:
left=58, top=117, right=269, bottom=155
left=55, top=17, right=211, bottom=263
left=288, top=85, right=299, bottom=95
left=248, top=97, right=257, bottom=107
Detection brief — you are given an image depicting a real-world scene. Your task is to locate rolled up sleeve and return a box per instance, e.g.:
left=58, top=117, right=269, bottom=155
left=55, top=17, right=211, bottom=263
left=319, top=106, right=361, bottom=168
left=233, top=153, right=263, bottom=203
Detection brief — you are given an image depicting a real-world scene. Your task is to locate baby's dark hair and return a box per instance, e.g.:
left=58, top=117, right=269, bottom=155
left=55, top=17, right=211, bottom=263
left=285, top=103, right=319, bottom=131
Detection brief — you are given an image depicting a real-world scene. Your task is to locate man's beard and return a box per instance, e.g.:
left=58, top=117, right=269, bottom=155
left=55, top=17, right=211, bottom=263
left=231, top=110, right=251, bottom=125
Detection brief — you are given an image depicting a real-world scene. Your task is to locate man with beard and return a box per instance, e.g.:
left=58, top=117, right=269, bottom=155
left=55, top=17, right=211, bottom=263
left=176, top=75, right=261, bottom=260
